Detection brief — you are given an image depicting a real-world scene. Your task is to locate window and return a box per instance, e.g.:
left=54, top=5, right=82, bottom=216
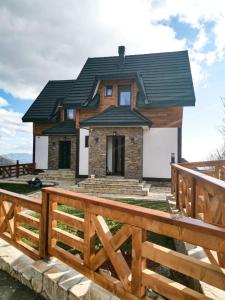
left=66, top=108, right=75, bottom=120
left=118, top=85, right=131, bottom=106
left=105, top=85, right=113, bottom=97
left=85, top=136, right=89, bottom=147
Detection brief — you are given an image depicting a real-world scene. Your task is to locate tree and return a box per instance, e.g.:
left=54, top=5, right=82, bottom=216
left=209, top=97, right=225, bottom=160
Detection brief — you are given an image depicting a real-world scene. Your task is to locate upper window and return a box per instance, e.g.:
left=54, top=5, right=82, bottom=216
left=105, top=85, right=113, bottom=97
left=66, top=108, right=75, bottom=120
left=118, top=85, right=131, bottom=106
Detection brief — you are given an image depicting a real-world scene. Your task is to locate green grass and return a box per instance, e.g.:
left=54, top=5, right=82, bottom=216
left=0, top=183, right=40, bottom=194
left=57, top=200, right=174, bottom=254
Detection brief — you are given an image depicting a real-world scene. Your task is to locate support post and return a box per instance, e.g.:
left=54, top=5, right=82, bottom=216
left=39, top=190, right=49, bottom=258
left=16, top=160, right=19, bottom=178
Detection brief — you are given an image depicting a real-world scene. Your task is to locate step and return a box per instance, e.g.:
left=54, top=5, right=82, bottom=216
left=78, top=182, right=145, bottom=190
left=74, top=187, right=149, bottom=196
left=38, top=176, right=75, bottom=181
left=84, top=178, right=140, bottom=185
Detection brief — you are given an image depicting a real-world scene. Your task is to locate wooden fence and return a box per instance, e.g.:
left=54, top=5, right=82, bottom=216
left=1, top=186, right=225, bottom=299
left=0, top=161, right=34, bottom=179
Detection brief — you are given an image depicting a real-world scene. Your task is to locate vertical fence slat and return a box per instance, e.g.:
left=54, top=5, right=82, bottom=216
left=131, top=226, right=146, bottom=298
left=39, top=190, right=49, bottom=258
left=84, top=210, right=95, bottom=269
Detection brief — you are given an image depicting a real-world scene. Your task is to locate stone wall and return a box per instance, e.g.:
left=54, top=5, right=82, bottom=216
left=48, top=135, right=76, bottom=170
left=0, top=238, right=119, bottom=300
left=89, top=127, right=143, bottom=179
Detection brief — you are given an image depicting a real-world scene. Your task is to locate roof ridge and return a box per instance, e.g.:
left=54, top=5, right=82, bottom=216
left=88, top=50, right=188, bottom=60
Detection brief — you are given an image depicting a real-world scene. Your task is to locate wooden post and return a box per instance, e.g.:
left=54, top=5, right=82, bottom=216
left=190, top=177, right=196, bottom=218
left=39, top=190, right=49, bottom=258
left=83, top=209, right=95, bottom=269
left=16, top=160, right=19, bottom=178
left=131, top=227, right=146, bottom=298
left=175, top=170, right=179, bottom=209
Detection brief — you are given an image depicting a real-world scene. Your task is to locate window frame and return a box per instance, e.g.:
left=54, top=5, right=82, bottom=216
left=105, top=85, right=113, bottom=97
left=65, top=108, right=76, bottom=120
left=118, top=85, right=131, bottom=106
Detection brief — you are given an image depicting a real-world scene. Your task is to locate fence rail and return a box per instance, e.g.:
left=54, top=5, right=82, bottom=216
left=1, top=184, right=225, bottom=299
left=0, top=161, right=34, bottom=179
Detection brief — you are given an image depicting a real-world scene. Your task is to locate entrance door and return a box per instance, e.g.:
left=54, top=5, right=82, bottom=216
left=59, top=141, right=71, bottom=169
left=107, top=136, right=125, bottom=176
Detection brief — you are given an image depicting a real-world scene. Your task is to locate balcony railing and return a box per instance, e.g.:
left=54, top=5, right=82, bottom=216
left=1, top=181, right=225, bottom=299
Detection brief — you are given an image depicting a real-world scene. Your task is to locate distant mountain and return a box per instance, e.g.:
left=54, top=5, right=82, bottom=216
left=2, top=153, right=32, bottom=164
left=0, top=155, right=16, bottom=166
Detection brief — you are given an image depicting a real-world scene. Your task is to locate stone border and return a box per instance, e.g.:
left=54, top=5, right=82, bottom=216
left=0, top=238, right=119, bottom=300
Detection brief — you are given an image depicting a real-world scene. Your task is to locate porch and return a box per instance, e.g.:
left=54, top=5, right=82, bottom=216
left=0, top=160, right=225, bottom=299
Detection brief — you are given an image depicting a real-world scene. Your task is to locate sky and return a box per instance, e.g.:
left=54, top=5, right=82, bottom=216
left=0, top=0, right=225, bottom=161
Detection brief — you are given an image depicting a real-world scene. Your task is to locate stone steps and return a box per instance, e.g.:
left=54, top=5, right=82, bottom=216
left=75, top=177, right=150, bottom=196
left=38, top=170, right=75, bottom=181
left=78, top=182, right=145, bottom=190
left=74, top=186, right=149, bottom=196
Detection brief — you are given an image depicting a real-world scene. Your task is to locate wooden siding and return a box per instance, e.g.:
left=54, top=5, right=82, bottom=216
left=78, top=79, right=183, bottom=128
left=33, top=123, right=55, bottom=136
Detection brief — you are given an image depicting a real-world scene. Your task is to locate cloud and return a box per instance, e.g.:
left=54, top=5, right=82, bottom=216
left=0, top=97, right=8, bottom=107
left=0, top=108, right=32, bottom=154
left=0, top=0, right=224, bottom=101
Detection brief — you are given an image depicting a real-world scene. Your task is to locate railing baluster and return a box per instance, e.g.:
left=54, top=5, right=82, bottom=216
left=39, top=190, right=49, bottom=258
left=190, top=177, right=196, bottom=218
left=84, top=209, right=95, bottom=269
left=131, top=226, right=146, bottom=298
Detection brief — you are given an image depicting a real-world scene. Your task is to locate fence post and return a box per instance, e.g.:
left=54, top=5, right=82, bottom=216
left=16, top=160, right=19, bottom=178
left=190, top=177, right=196, bottom=218
left=39, top=190, right=49, bottom=258
left=131, top=227, right=146, bottom=298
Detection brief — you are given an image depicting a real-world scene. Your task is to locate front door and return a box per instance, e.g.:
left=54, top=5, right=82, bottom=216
left=107, top=136, right=125, bottom=176
left=59, top=141, right=71, bottom=169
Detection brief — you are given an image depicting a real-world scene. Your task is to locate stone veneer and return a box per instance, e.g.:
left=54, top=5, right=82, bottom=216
left=89, top=127, right=143, bottom=180
left=48, top=135, right=76, bottom=170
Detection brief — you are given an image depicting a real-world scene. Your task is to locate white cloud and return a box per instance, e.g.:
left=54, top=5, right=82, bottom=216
left=0, top=0, right=224, bottom=100
left=0, top=108, right=32, bottom=154
left=0, top=97, right=8, bottom=107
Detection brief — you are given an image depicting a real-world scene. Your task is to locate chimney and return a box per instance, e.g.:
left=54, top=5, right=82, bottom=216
left=118, top=45, right=125, bottom=65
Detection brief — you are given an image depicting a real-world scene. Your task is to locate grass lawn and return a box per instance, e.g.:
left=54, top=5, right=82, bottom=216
left=57, top=199, right=174, bottom=251
left=0, top=183, right=40, bottom=194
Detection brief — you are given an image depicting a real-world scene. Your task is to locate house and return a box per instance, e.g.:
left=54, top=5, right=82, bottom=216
left=22, top=46, right=195, bottom=180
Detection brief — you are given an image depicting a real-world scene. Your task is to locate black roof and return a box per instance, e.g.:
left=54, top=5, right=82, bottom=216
left=22, top=80, right=76, bottom=122
left=80, top=106, right=152, bottom=127
left=65, top=50, right=195, bottom=108
left=43, top=120, right=77, bottom=135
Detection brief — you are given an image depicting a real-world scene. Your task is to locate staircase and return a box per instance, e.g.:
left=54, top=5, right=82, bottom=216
left=38, top=169, right=75, bottom=182
left=75, top=177, right=150, bottom=196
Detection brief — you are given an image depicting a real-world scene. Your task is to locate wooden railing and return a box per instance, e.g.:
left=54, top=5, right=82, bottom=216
left=0, top=161, right=34, bottom=179
left=1, top=186, right=225, bottom=299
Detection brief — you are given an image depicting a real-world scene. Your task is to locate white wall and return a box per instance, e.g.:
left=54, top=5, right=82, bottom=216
left=143, top=128, right=178, bottom=178
left=79, top=128, right=89, bottom=175
left=35, top=136, right=48, bottom=169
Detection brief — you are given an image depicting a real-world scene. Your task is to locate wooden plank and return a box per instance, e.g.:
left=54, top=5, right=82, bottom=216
left=91, top=223, right=131, bottom=271
left=45, top=190, right=84, bottom=210
left=52, top=227, right=84, bottom=253
left=16, top=212, right=40, bottom=229
left=83, top=210, right=95, bottom=268
left=52, top=209, right=84, bottom=231
left=142, top=241, right=225, bottom=291
left=142, top=269, right=212, bottom=300
left=16, top=226, right=39, bottom=246
left=0, top=190, right=42, bottom=212
left=131, top=227, right=146, bottom=297
left=39, top=190, right=49, bottom=258
left=92, top=215, right=131, bottom=291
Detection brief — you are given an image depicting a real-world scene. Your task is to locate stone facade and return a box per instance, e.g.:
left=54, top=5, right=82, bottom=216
left=48, top=135, right=76, bottom=170
left=89, top=127, right=143, bottom=180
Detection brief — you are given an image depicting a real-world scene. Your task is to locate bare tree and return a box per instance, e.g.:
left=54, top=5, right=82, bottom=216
left=209, top=97, right=225, bottom=160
